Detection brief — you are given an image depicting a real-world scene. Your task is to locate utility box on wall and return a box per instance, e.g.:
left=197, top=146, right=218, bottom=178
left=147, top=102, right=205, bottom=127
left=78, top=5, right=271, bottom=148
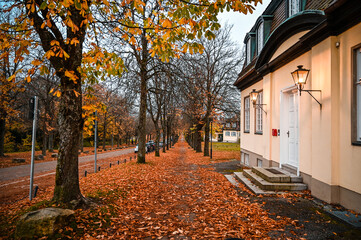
left=272, top=129, right=278, bottom=137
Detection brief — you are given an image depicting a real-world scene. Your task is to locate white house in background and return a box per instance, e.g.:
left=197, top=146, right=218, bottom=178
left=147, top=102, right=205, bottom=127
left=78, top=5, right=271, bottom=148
left=216, top=117, right=240, bottom=143
left=222, top=122, right=240, bottom=143
left=234, top=0, right=361, bottom=213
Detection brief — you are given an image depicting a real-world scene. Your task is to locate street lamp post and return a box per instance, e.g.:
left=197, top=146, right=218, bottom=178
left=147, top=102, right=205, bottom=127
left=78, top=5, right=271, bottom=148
left=94, top=111, right=98, bottom=173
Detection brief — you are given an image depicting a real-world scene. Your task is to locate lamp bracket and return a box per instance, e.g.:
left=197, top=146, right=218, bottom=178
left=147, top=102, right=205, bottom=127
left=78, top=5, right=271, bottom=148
left=300, top=89, right=322, bottom=109
left=254, top=104, right=267, bottom=115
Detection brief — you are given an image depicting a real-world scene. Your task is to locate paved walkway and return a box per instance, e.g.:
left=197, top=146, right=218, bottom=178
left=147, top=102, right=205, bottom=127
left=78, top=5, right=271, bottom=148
left=0, top=148, right=134, bottom=182
left=1, top=140, right=360, bottom=239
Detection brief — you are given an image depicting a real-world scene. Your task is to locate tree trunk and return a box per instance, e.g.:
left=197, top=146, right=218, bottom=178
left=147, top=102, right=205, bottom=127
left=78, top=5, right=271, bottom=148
left=192, top=132, right=195, bottom=149
left=48, top=131, right=54, bottom=152
left=166, top=122, right=170, bottom=150
left=162, top=129, right=166, bottom=153
left=137, top=66, right=147, bottom=163
left=53, top=74, right=83, bottom=204
left=194, top=124, right=203, bottom=152
left=137, top=72, right=147, bottom=163
left=204, top=118, right=210, bottom=156
left=155, top=125, right=160, bottom=157
left=137, top=30, right=148, bottom=164
left=0, top=117, right=6, bottom=157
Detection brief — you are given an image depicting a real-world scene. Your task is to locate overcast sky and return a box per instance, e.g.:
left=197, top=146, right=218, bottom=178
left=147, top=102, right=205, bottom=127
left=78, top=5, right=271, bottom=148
left=218, top=0, right=272, bottom=49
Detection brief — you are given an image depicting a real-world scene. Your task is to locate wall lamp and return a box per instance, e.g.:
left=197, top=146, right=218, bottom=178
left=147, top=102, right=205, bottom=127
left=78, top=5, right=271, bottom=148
left=250, top=89, right=267, bottom=115
left=291, top=65, right=322, bottom=109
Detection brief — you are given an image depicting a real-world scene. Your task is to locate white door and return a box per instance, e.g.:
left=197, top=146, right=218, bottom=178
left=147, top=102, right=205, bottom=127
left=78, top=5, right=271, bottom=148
left=287, top=92, right=299, bottom=167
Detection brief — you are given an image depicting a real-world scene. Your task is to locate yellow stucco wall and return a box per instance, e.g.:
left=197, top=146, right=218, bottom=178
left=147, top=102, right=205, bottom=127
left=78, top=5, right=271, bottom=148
left=241, top=80, right=269, bottom=157
left=337, top=23, right=361, bottom=195
left=270, top=30, right=309, bottom=62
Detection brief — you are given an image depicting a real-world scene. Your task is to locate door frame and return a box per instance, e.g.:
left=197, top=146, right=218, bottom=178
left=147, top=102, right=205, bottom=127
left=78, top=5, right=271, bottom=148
left=280, top=85, right=300, bottom=176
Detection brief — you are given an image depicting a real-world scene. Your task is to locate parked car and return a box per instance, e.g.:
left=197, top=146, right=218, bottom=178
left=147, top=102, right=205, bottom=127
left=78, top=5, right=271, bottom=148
left=147, top=141, right=155, bottom=151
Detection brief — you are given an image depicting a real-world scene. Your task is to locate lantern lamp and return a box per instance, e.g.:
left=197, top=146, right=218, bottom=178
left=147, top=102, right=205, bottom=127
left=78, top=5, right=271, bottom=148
left=290, top=65, right=322, bottom=109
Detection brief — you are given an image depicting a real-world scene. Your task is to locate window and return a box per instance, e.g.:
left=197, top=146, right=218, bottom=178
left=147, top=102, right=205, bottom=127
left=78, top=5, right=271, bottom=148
left=257, top=22, right=264, bottom=55
left=352, top=45, right=361, bottom=144
left=357, top=49, right=361, bottom=142
left=245, top=153, right=249, bottom=166
left=232, top=123, right=236, bottom=128
left=255, top=91, right=263, bottom=134
left=257, top=159, right=263, bottom=167
left=226, top=123, right=230, bottom=128
left=225, top=131, right=230, bottom=136
left=244, top=97, right=250, bottom=132
left=231, top=132, right=236, bottom=137
left=288, top=0, right=300, bottom=17
left=246, top=38, right=251, bottom=65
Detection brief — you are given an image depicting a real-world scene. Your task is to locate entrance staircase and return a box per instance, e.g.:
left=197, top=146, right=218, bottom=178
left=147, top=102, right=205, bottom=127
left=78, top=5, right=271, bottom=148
left=231, top=166, right=307, bottom=194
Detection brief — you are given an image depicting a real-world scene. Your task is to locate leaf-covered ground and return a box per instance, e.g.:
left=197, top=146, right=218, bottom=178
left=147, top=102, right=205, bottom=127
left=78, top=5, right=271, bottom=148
left=1, top=140, right=360, bottom=239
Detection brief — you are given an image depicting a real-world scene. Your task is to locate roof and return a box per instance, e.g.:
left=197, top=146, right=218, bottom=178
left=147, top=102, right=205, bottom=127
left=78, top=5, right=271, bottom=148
left=233, top=0, right=361, bottom=90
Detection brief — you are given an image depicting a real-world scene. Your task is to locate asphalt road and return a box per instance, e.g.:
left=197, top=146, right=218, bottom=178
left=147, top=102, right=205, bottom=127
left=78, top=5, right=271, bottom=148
left=0, top=148, right=134, bottom=182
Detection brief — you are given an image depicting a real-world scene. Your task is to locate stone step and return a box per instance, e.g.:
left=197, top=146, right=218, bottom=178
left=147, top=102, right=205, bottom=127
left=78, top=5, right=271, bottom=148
left=281, top=164, right=297, bottom=175
left=224, top=174, right=239, bottom=187
left=243, top=169, right=307, bottom=191
left=233, top=172, right=277, bottom=195
left=252, top=167, right=303, bottom=183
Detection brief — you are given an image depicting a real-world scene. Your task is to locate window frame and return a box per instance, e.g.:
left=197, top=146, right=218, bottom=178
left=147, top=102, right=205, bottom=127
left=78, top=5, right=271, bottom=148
left=245, top=153, right=249, bottom=166
left=288, top=0, right=300, bottom=17
left=246, top=38, right=251, bottom=65
left=351, top=43, right=361, bottom=146
left=231, top=132, right=237, bottom=137
left=225, top=131, right=230, bottom=137
left=244, top=96, right=250, bottom=133
left=254, top=90, right=263, bottom=135
left=257, top=21, right=264, bottom=55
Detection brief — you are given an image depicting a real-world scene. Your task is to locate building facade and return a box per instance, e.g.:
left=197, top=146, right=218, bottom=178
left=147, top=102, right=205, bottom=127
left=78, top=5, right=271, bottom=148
left=234, top=0, right=361, bottom=213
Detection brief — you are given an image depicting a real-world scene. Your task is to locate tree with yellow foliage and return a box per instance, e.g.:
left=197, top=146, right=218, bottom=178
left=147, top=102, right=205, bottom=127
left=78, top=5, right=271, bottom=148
left=1, top=0, right=260, bottom=206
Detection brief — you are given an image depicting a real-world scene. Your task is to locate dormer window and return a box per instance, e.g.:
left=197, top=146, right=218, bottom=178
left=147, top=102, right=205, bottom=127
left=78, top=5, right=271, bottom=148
left=246, top=38, right=251, bottom=65
left=257, top=22, right=264, bottom=55
left=289, top=0, right=300, bottom=17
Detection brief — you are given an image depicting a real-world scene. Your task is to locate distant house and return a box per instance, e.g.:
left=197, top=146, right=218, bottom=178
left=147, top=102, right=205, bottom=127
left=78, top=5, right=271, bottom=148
left=222, top=120, right=240, bottom=143
left=234, top=0, right=361, bottom=213
left=215, top=117, right=240, bottom=143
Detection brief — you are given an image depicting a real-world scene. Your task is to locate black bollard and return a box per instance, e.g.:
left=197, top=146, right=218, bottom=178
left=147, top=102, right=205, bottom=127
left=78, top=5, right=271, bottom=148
left=130, top=157, right=132, bottom=161
left=110, top=163, right=112, bottom=168
left=124, top=159, right=126, bottom=163
left=84, top=170, right=87, bottom=177
left=98, top=166, right=101, bottom=171
left=33, top=185, right=39, bottom=198
left=117, top=160, right=119, bottom=165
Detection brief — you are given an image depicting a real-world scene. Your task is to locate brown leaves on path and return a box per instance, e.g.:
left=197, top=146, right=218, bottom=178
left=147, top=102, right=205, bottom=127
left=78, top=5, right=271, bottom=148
left=0, top=141, right=293, bottom=239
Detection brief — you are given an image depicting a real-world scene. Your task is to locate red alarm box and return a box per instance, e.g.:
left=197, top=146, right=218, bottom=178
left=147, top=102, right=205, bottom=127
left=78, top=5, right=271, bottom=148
left=272, top=129, right=278, bottom=136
